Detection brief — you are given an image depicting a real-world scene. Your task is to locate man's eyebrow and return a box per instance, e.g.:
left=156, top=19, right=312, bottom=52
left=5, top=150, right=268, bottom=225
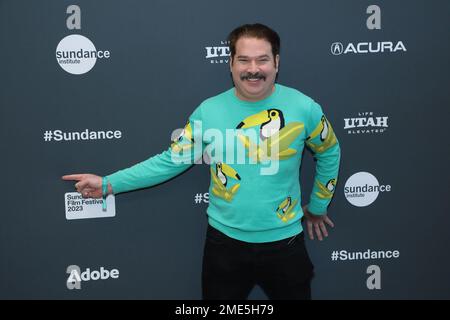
left=236, top=55, right=271, bottom=59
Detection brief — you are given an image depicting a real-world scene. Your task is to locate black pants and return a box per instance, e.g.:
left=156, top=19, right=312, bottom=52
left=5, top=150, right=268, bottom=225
left=202, top=224, right=314, bottom=300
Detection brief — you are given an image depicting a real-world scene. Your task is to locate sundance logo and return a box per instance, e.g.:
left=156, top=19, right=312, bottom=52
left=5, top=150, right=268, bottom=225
left=344, top=172, right=391, bottom=207
left=331, top=41, right=406, bottom=55
left=56, top=34, right=111, bottom=75
left=66, top=265, right=119, bottom=290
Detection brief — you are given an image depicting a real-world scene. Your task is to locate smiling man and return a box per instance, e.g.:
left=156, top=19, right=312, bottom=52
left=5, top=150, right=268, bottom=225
left=63, top=23, right=341, bottom=300
left=230, top=36, right=279, bottom=101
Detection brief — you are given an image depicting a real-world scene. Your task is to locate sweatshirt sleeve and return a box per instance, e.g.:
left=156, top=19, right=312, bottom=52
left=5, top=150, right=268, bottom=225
left=305, top=100, right=341, bottom=215
left=105, top=105, right=205, bottom=194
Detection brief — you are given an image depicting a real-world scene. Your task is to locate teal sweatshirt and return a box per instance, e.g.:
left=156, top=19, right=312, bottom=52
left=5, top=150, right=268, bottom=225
left=106, top=84, right=340, bottom=243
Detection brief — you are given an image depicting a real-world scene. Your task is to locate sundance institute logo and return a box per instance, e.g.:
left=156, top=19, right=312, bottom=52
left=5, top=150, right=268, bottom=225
left=56, top=34, right=110, bottom=75
left=344, top=172, right=391, bottom=207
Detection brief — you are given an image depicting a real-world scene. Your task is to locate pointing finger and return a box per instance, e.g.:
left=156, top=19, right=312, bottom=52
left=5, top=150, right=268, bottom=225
left=62, top=174, right=85, bottom=181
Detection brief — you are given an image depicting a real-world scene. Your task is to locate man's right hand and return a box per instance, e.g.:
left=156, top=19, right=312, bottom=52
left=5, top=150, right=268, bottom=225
left=62, top=174, right=109, bottom=199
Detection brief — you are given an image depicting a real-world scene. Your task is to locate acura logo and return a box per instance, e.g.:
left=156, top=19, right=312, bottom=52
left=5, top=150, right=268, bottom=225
left=331, top=42, right=344, bottom=55
left=331, top=41, right=406, bottom=55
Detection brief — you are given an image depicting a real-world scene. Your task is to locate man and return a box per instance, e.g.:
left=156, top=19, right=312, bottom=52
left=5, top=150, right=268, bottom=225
left=63, top=23, right=340, bottom=300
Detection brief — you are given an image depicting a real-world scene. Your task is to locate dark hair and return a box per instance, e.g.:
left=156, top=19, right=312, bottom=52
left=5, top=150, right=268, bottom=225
left=228, top=23, right=280, bottom=64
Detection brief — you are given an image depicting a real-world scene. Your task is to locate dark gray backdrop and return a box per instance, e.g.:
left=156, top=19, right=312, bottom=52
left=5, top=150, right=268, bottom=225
left=1, top=0, right=449, bottom=299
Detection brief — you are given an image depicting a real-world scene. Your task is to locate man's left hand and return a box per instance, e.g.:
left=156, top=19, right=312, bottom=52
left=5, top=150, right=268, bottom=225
left=302, top=205, right=335, bottom=241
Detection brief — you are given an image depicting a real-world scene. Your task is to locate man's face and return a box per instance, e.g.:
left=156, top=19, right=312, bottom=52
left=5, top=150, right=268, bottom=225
left=230, top=37, right=279, bottom=102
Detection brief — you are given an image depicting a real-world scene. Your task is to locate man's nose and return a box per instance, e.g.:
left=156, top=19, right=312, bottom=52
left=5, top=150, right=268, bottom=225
left=247, top=60, right=259, bottom=73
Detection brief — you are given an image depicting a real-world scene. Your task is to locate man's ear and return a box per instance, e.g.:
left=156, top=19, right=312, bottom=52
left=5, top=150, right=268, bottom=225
left=229, top=56, right=233, bottom=72
left=275, top=54, right=280, bottom=72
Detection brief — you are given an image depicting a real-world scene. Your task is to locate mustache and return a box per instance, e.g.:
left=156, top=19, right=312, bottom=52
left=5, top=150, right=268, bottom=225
left=240, top=72, right=266, bottom=81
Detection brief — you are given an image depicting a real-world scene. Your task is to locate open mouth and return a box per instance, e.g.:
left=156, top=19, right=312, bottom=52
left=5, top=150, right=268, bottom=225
left=246, top=77, right=264, bottom=82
